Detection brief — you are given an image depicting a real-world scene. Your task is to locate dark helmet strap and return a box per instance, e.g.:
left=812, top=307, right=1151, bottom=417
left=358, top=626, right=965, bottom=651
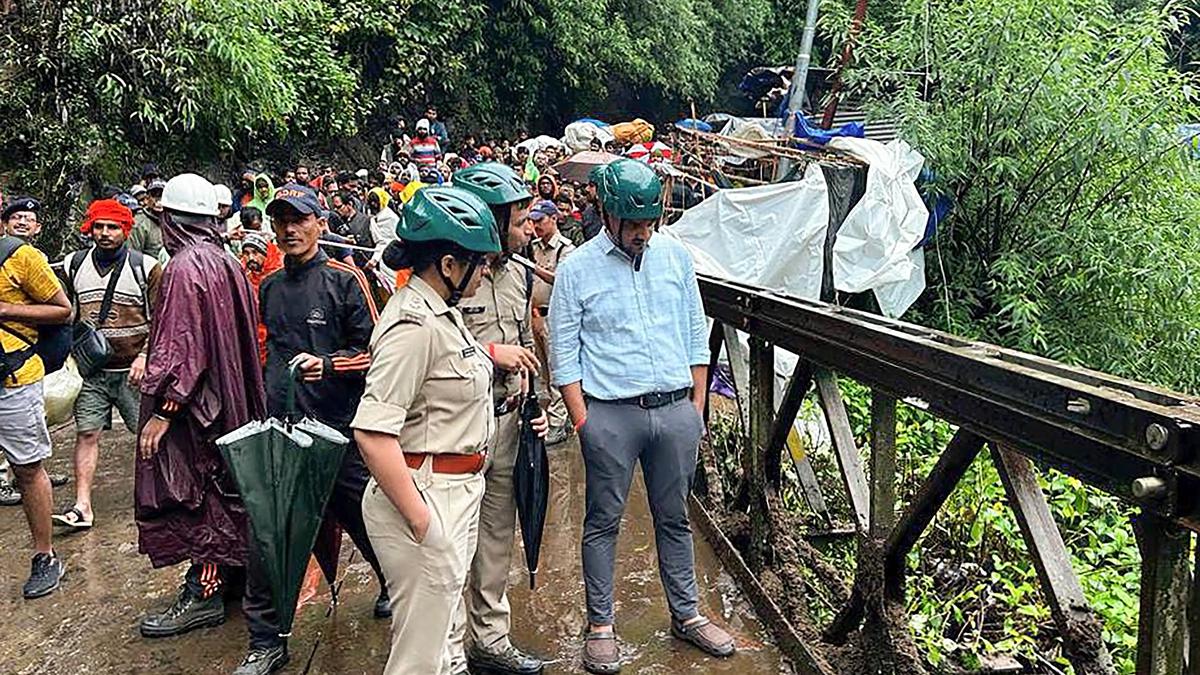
left=440, top=254, right=483, bottom=307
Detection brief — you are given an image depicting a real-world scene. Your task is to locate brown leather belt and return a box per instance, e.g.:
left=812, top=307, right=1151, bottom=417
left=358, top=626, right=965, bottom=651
left=404, top=452, right=486, bottom=474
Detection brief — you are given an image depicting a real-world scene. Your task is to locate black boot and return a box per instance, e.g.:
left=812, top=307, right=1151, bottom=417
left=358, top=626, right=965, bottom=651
left=373, top=588, right=392, bottom=619
left=140, top=585, right=226, bottom=638
left=232, top=645, right=288, bottom=675
left=468, top=642, right=544, bottom=674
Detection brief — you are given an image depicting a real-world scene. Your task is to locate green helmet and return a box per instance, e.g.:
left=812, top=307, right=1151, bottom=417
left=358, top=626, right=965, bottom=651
left=592, top=158, right=663, bottom=220
left=452, top=162, right=532, bottom=207
left=395, top=187, right=501, bottom=254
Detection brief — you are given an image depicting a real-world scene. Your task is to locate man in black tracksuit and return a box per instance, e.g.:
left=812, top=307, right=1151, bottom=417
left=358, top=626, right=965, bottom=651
left=233, top=184, right=388, bottom=675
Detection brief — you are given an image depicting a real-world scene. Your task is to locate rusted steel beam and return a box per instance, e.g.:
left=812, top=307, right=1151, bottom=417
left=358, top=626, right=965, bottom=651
left=1188, top=545, right=1200, bottom=675
left=696, top=323, right=726, bottom=506
left=827, top=428, right=984, bottom=641
left=991, top=446, right=1115, bottom=674
left=747, top=338, right=776, bottom=570
left=766, top=360, right=815, bottom=492
left=869, top=391, right=898, bottom=537
left=689, top=496, right=833, bottom=675
left=1134, top=513, right=1190, bottom=675
left=815, top=369, right=871, bottom=533
left=699, top=275, right=1200, bottom=528
left=885, top=428, right=985, bottom=598
left=703, top=321, right=722, bottom=425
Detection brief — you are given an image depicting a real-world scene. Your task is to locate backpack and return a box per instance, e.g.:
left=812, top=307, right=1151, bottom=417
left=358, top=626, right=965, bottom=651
left=0, top=236, right=72, bottom=378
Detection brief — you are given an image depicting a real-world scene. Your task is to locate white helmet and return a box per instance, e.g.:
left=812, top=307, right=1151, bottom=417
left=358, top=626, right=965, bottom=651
left=161, top=173, right=219, bottom=217
left=212, top=183, right=233, bottom=207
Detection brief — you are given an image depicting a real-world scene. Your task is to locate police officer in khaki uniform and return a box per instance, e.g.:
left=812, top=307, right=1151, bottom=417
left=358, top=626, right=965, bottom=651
left=448, top=163, right=547, bottom=675
left=353, top=187, right=502, bottom=675
left=528, top=199, right=576, bottom=445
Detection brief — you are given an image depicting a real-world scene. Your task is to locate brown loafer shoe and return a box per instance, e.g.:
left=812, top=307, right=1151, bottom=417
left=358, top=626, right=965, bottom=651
left=671, top=617, right=736, bottom=658
left=582, top=629, right=621, bottom=674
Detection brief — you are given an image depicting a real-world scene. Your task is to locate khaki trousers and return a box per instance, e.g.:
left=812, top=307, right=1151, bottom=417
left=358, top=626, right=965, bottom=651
left=532, top=312, right=567, bottom=428
left=448, top=411, right=521, bottom=669
left=364, top=461, right=485, bottom=675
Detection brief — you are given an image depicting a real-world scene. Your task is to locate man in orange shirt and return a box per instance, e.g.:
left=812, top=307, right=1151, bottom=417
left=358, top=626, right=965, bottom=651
left=241, top=232, right=282, bottom=365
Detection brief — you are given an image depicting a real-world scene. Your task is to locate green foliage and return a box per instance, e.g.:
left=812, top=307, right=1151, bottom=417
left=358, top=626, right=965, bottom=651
left=843, top=0, right=1200, bottom=392
left=0, top=0, right=355, bottom=253
left=0, top=0, right=778, bottom=248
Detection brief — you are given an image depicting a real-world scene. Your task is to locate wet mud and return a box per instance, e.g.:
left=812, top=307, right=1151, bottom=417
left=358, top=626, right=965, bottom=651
left=0, top=427, right=787, bottom=674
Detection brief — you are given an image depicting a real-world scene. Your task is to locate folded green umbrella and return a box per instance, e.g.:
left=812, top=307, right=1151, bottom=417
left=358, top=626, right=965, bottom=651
left=216, top=368, right=347, bottom=636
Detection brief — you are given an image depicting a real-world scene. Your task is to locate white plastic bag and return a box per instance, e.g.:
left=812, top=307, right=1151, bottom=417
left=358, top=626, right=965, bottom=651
left=43, top=357, right=82, bottom=427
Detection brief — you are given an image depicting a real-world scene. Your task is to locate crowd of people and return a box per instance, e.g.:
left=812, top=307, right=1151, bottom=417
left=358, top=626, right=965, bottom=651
left=0, top=108, right=735, bottom=675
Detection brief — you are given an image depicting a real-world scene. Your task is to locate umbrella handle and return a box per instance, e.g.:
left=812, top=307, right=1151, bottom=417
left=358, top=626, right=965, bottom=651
left=286, top=362, right=302, bottom=423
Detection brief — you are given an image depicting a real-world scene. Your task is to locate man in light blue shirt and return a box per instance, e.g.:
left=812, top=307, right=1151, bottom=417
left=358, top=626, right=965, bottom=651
left=549, top=159, right=735, bottom=674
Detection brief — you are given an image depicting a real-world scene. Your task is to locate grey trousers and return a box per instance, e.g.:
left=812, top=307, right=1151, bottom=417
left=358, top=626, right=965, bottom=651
left=579, top=397, right=704, bottom=627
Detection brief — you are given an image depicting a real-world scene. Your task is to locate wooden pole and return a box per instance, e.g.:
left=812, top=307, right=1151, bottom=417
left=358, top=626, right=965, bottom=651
left=992, top=445, right=1115, bottom=674
left=869, top=391, right=897, bottom=537
left=814, top=369, right=871, bottom=533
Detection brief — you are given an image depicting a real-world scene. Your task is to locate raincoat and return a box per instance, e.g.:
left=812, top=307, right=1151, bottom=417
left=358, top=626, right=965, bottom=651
left=368, top=188, right=400, bottom=289
left=248, top=173, right=276, bottom=229
left=135, top=210, right=267, bottom=568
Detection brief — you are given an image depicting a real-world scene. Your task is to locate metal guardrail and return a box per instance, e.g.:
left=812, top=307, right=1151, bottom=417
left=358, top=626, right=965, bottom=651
left=695, top=274, right=1199, bottom=674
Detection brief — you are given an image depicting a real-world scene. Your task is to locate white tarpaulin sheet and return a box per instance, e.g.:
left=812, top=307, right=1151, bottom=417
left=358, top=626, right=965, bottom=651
left=516, top=135, right=566, bottom=154
left=561, top=122, right=615, bottom=153
left=663, top=163, right=829, bottom=301
left=826, top=136, right=929, bottom=317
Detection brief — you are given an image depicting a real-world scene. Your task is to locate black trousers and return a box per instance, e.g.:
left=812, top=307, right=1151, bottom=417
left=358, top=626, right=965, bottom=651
left=243, top=442, right=385, bottom=648
left=184, top=562, right=228, bottom=600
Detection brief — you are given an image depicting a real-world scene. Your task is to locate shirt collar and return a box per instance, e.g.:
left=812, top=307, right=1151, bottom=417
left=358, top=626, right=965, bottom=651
left=600, top=229, right=651, bottom=264
left=535, top=231, right=567, bottom=250
left=407, top=274, right=451, bottom=316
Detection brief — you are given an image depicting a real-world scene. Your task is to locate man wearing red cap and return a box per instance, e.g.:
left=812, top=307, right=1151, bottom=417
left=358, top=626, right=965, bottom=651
left=53, top=199, right=161, bottom=530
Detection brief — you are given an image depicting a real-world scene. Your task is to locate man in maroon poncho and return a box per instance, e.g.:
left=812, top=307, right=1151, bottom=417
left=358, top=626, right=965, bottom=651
left=134, top=173, right=267, bottom=639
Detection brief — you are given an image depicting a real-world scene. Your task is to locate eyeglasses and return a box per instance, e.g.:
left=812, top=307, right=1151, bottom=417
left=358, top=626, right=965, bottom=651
left=7, top=214, right=37, bottom=224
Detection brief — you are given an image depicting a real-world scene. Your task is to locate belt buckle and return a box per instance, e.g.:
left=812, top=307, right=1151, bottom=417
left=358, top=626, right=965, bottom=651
left=638, top=393, right=662, bottom=409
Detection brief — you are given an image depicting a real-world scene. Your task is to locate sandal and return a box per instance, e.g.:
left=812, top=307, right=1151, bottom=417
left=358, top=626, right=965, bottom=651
left=52, top=507, right=93, bottom=530
left=671, top=616, right=736, bottom=658
left=582, top=628, right=621, bottom=674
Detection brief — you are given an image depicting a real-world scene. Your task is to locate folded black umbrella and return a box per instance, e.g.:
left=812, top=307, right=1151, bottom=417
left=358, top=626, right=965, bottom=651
left=513, top=389, right=550, bottom=589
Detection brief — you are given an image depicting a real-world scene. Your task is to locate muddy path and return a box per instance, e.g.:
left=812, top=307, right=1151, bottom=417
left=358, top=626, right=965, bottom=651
left=0, top=427, right=787, bottom=674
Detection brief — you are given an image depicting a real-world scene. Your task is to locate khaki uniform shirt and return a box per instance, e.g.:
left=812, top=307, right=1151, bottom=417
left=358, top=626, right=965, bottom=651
left=530, top=231, right=575, bottom=309
left=459, top=258, right=532, bottom=404
left=351, top=275, right=495, bottom=455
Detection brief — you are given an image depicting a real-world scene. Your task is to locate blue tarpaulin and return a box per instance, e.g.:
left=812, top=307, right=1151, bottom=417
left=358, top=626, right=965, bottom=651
left=675, top=118, right=713, bottom=133
left=793, top=112, right=865, bottom=146
left=574, top=118, right=609, bottom=128
left=916, top=167, right=951, bottom=249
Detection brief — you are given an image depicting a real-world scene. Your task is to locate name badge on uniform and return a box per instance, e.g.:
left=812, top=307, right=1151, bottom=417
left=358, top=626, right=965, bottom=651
left=461, top=346, right=477, bottom=359
left=462, top=306, right=485, bottom=315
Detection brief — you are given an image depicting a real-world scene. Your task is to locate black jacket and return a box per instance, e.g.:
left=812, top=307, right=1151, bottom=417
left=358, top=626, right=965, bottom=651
left=259, top=249, right=378, bottom=430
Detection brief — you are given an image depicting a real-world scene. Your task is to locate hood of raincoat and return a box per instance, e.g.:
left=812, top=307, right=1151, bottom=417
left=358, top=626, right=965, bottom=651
left=249, top=173, right=276, bottom=214
left=162, top=210, right=225, bottom=257
left=368, top=187, right=391, bottom=212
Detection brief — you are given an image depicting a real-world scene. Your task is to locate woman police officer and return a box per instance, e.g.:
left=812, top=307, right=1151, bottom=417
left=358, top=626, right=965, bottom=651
left=352, top=186, right=501, bottom=675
